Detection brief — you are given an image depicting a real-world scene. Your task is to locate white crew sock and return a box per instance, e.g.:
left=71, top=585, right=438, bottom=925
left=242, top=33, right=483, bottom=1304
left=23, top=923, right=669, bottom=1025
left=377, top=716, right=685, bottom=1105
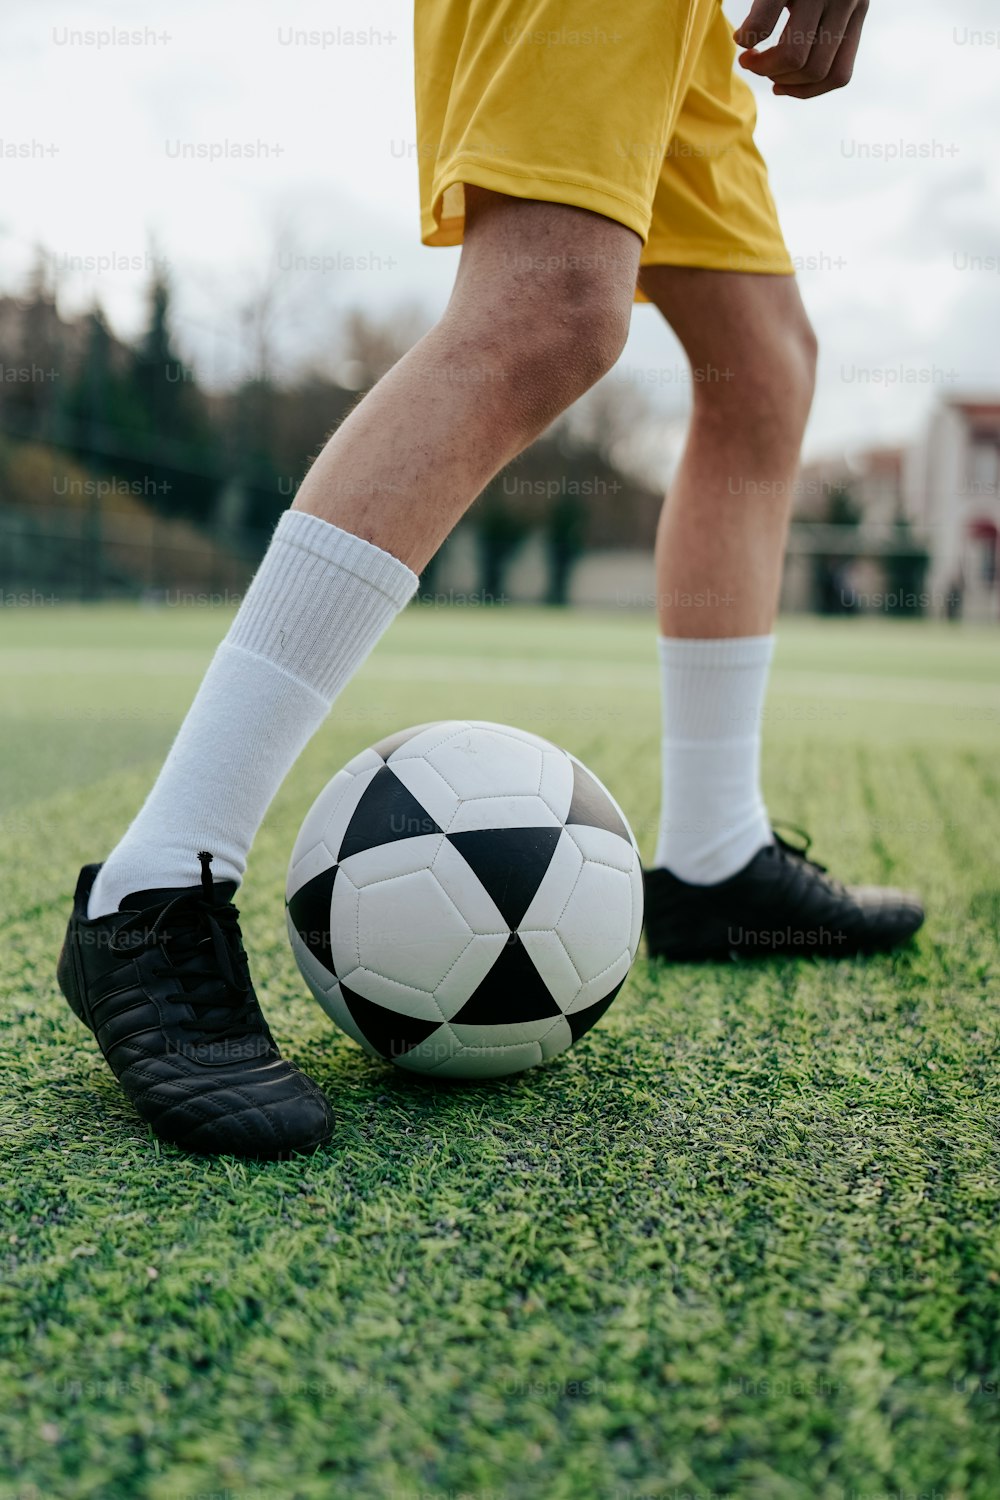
left=653, top=634, right=774, bottom=885
left=88, top=510, right=418, bottom=917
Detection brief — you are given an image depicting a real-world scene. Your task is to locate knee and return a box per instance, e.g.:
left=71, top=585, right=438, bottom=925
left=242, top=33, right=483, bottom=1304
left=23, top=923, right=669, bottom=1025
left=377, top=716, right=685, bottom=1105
left=543, top=276, right=632, bottom=387
left=502, top=275, right=632, bottom=419
left=446, top=263, right=632, bottom=431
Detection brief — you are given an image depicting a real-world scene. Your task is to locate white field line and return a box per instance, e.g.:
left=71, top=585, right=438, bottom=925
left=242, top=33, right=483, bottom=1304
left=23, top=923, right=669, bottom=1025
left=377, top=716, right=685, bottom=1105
left=1, top=648, right=997, bottom=709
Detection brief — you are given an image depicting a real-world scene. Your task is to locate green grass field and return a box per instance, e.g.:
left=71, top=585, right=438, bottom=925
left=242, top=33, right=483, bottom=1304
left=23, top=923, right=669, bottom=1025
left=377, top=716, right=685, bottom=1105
left=1, top=605, right=999, bottom=1500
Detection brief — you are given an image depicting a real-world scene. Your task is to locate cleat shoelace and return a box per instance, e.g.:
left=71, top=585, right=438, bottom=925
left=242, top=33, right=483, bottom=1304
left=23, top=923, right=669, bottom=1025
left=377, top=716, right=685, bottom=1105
left=108, top=851, right=259, bottom=1042
left=770, top=824, right=849, bottom=899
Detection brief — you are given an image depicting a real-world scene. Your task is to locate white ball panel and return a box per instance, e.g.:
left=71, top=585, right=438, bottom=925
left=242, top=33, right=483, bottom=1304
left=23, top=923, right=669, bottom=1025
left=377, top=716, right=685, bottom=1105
left=375, top=721, right=445, bottom=759
left=287, top=769, right=350, bottom=885
left=517, top=928, right=582, bottom=1011
left=340, top=833, right=446, bottom=888
left=427, top=837, right=507, bottom=935
left=321, top=761, right=388, bottom=861
left=567, top=948, right=632, bottom=1012
left=384, top=1027, right=455, bottom=1073
left=562, top=821, right=640, bottom=875
left=418, top=1040, right=544, bottom=1079
left=343, top=744, right=388, bottom=776
left=288, top=747, right=383, bottom=859
left=628, top=857, right=644, bottom=959
left=518, top=830, right=585, bottom=931
left=286, top=911, right=337, bottom=997
left=423, top=725, right=545, bottom=803
left=328, top=867, right=362, bottom=981
left=446, top=794, right=562, bottom=834
left=433, top=931, right=509, bottom=1017
left=355, top=868, right=472, bottom=992
left=467, top=720, right=559, bottom=756
left=445, top=1015, right=566, bottom=1055
left=339, top=968, right=447, bottom=1020
left=537, top=748, right=576, bottom=823
left=379, top=720, right=472, bottom=764
left=285, top=837, right=339, bottom=904
left=555, top=862, right=634, bottom=982
left=538, top=1015, right=574, bottom=1061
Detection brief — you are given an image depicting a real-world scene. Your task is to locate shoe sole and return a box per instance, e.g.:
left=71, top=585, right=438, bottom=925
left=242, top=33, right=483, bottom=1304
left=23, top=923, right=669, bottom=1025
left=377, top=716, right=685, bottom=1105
left=160, top=1130, right=332, bottom=1163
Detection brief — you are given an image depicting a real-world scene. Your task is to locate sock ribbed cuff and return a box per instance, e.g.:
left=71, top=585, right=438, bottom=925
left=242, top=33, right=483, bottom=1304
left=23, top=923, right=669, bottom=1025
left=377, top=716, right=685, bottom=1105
left=227, top=511, right=419, bottom=702
left=265, top=510, right=419, bottom=609
left=656, top=634, right=775, bottom=667
left=657, top=634, right=775, bottom=745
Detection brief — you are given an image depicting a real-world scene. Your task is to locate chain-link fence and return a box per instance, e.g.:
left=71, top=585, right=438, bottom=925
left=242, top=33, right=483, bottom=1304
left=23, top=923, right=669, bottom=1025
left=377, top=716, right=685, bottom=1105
left=0, top=502, right=262, bottom=605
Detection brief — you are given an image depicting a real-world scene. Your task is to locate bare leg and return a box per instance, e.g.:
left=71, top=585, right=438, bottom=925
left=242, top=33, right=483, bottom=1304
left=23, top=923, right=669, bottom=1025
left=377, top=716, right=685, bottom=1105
left=637, top=269, right=925, bottom=951
left=293, top=188, right=641, bottom=570
left=639, top=266, right=817, bottom=881
left=639, top=266, right=817, bottom=638
left=85, top=190, right=640, bottom=916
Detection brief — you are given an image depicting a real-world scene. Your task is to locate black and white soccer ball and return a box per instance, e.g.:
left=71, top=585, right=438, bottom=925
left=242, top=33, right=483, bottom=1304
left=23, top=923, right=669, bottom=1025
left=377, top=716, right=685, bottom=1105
left=285, top=720, right=643, bottom=1079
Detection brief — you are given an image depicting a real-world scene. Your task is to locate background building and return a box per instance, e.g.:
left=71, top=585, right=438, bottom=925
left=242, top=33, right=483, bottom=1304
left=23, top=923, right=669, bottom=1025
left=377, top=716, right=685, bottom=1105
left=905, top=397, right=1000, bottom=621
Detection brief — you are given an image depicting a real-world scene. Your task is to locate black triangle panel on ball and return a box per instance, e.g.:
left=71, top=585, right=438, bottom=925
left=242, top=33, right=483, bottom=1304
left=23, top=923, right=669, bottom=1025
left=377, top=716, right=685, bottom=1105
left=447, top=826, right=562, bottom=930
left=340, top=981, right=445, bottom=1060
left=338, top=765, right=443, bottom=861
left=565, top=758, right=631, bottom=842
left=565, top=977, right=627, bottom=1044
left=287, top=865, right=339, bottom=972
left=450, top=932, right=563, bottom=1025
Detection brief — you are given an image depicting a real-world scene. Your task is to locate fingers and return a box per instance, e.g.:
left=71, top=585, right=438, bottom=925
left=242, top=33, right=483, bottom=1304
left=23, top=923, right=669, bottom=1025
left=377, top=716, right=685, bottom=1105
left=771, top=1, right=868, bottom=97
left=738, top=0, right=826, bottom=81
left=733, top=0, right=788, bottom=49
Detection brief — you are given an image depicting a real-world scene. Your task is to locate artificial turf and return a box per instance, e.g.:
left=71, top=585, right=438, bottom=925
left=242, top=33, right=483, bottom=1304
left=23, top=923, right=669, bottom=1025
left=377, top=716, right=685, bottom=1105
left=1, top=605, right=998, bottom=1500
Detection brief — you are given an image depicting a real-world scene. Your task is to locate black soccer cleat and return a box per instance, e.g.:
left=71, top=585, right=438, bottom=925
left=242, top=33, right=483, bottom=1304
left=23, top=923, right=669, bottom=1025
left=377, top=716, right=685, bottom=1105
left=644, top=829, right=924, bottom=962
left=57, top=853, right=333, bottom=1159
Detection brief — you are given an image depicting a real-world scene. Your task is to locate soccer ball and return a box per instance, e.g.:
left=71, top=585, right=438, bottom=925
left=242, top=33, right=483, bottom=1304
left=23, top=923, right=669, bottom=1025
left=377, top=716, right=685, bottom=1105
left=285, top=720, right=643, bottom=1079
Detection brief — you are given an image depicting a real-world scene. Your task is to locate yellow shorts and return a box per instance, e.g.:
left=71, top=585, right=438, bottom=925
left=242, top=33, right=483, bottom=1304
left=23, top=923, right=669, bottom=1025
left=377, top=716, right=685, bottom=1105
left=414, top=0, right=794, bottom=297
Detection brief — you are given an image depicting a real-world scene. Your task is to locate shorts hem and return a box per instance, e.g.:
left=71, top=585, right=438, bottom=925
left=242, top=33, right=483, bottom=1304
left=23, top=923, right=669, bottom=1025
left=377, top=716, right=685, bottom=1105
left=641, top=244, right=795, bottom=275
left=635, top=244, right=794, bottom=299
left=422, top=155, right=651, bottom=247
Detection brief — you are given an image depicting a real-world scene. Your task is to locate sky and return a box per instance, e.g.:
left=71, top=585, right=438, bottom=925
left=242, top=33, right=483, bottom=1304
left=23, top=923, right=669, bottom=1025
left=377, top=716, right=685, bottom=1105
left=2, top=0, right=999, bottom=479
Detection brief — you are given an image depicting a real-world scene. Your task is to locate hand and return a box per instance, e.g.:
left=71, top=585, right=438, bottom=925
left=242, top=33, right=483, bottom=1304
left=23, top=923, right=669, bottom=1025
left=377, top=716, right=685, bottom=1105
left=734, top=0, right=869, bottom=98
